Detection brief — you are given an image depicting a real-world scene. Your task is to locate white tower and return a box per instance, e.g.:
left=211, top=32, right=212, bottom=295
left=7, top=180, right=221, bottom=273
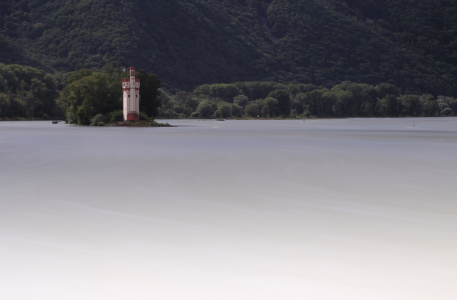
left=122, top=67, right=140, bottom=121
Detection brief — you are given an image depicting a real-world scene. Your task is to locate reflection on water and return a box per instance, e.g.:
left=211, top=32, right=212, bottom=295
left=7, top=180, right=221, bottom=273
left=1, top=118, right=457, bottom=300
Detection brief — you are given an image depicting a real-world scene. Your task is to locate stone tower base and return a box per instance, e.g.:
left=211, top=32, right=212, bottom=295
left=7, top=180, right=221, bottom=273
left=127, top=112, right=139, bottom=121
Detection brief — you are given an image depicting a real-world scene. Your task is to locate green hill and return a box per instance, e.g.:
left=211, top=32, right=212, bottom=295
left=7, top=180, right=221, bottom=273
left=1, top=0, right=457, bottom=95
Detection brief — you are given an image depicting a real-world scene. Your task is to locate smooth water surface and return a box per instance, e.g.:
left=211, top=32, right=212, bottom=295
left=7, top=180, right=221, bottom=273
left=1, top=118, right=457, bottom=300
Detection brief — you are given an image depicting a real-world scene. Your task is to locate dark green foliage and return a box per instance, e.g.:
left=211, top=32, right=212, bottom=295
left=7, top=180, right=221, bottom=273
left=378, top=94, right=401, bottom=116
left=233, top=82, right=288, bottom=101
left=0, top=33, right=47, bottom=70
left=375, top=83, right=400, bottom=98
left=0, top=63, right=59, bottom=118
left=136, top=69, right=161, bottom=118
left=194, top=84, right=241, bottom=102
left=262, top=97, right=279, bottom=118
left=64, top=68, right=122, bottom=125
left=139, top=111, right=148, bottom=120
left=169, top=80, right=456, bottom=119
left=231, top=104, right=244, bottom=118
left=217, top=102, right=233, bottom=118
left=2, top=0, right=457, bottom=96
left=437, top=96, right=457, bottom=116
left=267, top=89, right=290, bottom=117
left=422, top=96, right=440, bottom=117
left=245, top=102, right=261, bottom=118
left=401, top=95, right=422, bottom=117
left=190, top=112, right=200, bottom=118
left=90, top=114, right=106, bottom=126
left=109, top=110, right=124, bottom=123
left=233, top=94, right=249, bottom=108
left=196, top=100, right=214, bottom=118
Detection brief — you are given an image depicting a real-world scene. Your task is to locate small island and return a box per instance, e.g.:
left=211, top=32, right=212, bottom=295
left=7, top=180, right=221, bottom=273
left=105, top=120, right=173, bottom=127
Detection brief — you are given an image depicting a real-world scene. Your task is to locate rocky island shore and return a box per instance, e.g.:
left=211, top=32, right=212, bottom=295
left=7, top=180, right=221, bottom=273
left=105, top=121, right=173, bottom=127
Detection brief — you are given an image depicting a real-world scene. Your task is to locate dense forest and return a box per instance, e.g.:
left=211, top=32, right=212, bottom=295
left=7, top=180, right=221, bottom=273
left=1, top=0, right=457, bottom=96
left=0, top=63, right=61, bottom=119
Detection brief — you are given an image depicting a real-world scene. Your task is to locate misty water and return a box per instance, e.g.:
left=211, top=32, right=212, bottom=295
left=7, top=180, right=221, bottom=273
left=1, top=118, right=457, bottom=300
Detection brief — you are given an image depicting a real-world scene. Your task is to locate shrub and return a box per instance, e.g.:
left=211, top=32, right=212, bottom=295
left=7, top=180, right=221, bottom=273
left=90, top=114, right=106, bottom=126
left=190, top=112, right=200, bottom=118
left=178, top=113, right=187, bottom=118
left=43, top=114, right=49, bottom=120
left=139, top=112, right=148, bottom=120
left=110, top=110, right=124, bottom=123
left=97, top=121, right=106, bottom=126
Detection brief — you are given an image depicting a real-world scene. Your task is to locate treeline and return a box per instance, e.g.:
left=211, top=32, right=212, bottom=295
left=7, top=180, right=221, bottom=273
left=158, top=81, right=457, bottom=119
left=2, top=62, right=456, bottom=123
left=0, top=63, right=61, bottom=119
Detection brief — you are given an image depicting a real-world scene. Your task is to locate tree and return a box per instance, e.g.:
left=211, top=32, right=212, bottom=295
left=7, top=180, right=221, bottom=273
left=217, top=102, right=232, bottom=118
left=379, top=94, right=400, bottom=116
left=196, top=100, right=214, bottom=118
left=231, top=104, right=244, bottom=117
left=136, top=69, right=162, bottom=118
left=64, top=71, right=121, bottom=125
left=267, top=89, right=290, bottom=117
left=302, top=89, right=325, bottom=116
left=233, top=94, right=249, bottom=108
left=208, top=84, right=242, bottom=102
left=401, top=95, right=422, bottom=116
left=375, top=83, right=400, bottom=98
left=262, top=97, right=279, bottom=118
left=245, top=102, right=260, bottom=117
left=421, top=95, right=439, bottom=117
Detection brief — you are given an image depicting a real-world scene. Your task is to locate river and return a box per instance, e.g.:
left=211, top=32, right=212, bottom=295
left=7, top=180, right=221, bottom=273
left=1, top=118, right=456, bottom=300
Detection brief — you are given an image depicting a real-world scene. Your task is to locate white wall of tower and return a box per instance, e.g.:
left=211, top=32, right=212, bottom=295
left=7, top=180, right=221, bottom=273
left=123, top=67, right=140, bottom=121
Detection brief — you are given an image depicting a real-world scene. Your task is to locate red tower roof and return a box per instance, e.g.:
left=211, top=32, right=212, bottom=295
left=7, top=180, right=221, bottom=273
left=130, top=66, right=135, bottom=70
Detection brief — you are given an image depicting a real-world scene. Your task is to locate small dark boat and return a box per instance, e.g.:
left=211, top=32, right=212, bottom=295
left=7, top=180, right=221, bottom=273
left=217, top=119, right=225, bottom=121
left=52, top=120, right=58, bottom=124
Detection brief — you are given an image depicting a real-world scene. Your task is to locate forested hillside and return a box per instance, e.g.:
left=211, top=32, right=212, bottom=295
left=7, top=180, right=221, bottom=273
left=0, top=63, right=61, bottom=118
left=1, top=0, right=457, bottom=96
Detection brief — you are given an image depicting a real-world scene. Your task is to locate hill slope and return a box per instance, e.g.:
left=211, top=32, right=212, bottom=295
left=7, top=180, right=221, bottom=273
left=1, top=0, right=457, bottom=95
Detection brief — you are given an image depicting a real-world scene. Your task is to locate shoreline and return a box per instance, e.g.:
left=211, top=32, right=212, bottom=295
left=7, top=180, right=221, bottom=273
left=104, top=121, right=174, bottom=127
